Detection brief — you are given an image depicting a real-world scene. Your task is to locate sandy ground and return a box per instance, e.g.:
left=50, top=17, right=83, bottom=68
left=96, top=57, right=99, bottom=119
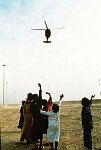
left=1, top=102, right=101, bottom=150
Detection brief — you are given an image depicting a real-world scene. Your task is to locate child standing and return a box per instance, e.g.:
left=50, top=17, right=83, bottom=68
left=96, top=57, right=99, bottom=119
left=40, top=94, right=64, bottom=150
left=17, top=100, right=25, bottom=131
left=81, top=95, right=95, bottom=150
left=30, top=83, right=43, bottom=149
left=20, top=93, right=33, bottom=144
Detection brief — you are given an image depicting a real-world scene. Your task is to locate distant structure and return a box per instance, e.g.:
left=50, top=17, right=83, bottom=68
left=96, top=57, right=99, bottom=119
left=3, top=65, right=6, bottom=105
left=98, top=79, right=101, bottom=98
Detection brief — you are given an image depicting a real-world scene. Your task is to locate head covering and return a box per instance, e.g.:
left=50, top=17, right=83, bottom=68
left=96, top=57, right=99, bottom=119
left=81, top=97, right=90, bottom=108
left=27, top=93, right=33, bottom=101
left=52, top=104, right=59, bottom=113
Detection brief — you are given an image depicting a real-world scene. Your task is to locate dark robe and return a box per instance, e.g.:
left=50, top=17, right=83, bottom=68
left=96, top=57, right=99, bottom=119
left=30, top=89, right=43, bottom=142
left=17, top=106, right=24, bottom=129
left=82, top=107, right=93, bottom=149
left=42, top=99, right=48, bottom=134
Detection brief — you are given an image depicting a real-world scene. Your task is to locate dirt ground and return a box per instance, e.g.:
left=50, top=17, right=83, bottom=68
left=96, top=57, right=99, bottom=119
left=1, top=101, right=101, bottom=150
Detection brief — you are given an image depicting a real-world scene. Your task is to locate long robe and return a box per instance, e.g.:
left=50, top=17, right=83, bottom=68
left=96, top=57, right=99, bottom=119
left=20, top=101, right=33, bottom=141
left=40, top=109, right=60, bottom=143
left=82, top=107, right=93, bottom=149
left=30, top=88, right=43, bottom=142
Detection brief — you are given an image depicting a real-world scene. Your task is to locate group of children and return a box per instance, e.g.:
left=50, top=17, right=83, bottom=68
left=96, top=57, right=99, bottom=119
left=17, top=83, right=63, bottom=150
left=17, top=83, right=95, bottom=150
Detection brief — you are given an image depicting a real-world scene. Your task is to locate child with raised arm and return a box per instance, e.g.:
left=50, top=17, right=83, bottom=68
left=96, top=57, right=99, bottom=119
left=81, top=95, right=95, bottom=150
left=30, top=83, right=43, bottom=149
left=40, top=94, right=64, bottom=150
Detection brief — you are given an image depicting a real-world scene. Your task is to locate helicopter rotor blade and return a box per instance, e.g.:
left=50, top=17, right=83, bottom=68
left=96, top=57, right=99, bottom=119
left=44, top=20, right=48, bottom=29
left=31, top=29, right=45, bottom=30
left=52, top=27, right=65, bottom=30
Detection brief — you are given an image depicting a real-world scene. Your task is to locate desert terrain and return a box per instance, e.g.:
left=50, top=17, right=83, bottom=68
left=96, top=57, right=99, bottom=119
left=1, top=101, right=101, bottom=150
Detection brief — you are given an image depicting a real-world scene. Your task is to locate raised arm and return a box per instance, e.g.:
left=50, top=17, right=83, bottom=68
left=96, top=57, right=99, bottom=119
left=46, top=92, right=52, bottom=99
left=38, top=83, right=42, bottom=108
left=38, top=83, right=42, bottom=99
left=59, top=94, right=64, bottom=106
left=40, top=109, right=51, bottom=116
left=89, top=95, right=95, bottom=106
left=46, top=92, right=52, bottom=111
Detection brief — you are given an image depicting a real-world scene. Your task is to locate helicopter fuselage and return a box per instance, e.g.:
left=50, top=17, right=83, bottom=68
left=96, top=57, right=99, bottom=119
left=45, top=29, right=51, bottom=41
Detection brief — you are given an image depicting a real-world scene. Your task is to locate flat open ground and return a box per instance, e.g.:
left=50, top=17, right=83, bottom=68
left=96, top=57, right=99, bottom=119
left=1, top=101, right=101, bottom=150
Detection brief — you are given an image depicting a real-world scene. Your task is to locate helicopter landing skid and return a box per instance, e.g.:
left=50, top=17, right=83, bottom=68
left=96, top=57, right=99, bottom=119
left=43, top=41, right=51, bottom=43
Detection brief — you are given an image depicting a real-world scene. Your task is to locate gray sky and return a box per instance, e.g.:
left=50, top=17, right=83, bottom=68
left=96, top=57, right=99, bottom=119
left=0, top=0, right=101, bottom=104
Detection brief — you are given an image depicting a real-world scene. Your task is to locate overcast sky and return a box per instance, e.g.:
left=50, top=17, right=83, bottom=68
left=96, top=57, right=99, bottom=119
left=0, top=0, right=101, bottom=104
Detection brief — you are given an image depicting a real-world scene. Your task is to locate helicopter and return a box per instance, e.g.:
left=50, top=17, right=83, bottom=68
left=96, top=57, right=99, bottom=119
left=31, top=21, right=64, bottom=43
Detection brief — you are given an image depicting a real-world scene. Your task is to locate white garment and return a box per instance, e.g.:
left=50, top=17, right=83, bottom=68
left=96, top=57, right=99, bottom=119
left=40, top=110, right=60, bottom=142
